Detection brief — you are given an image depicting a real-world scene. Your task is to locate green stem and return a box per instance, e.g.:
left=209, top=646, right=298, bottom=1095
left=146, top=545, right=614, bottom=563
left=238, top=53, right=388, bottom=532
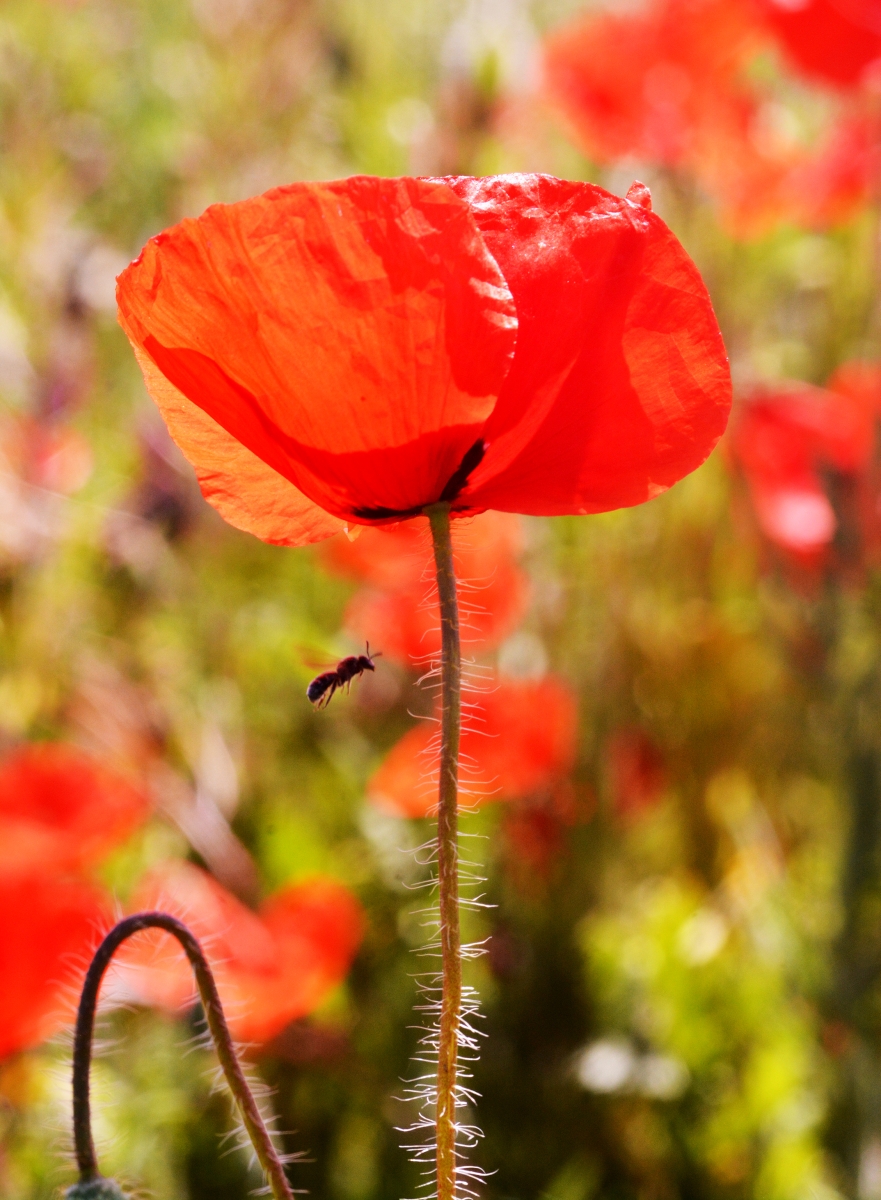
left=427, top=502, right=462, bottom=1200
left=71, top=912, right=294, bottom=1200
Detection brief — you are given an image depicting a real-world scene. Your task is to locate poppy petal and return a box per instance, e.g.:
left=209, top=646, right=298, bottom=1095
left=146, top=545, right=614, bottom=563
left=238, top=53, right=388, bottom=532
left=607, top=727, right=668, bottom=820
left=0, top=874, right=109, bottom=1060
left=0, top=743, right=148, bottom=878
left=322, top=512, right=529, bottom=662
left=238, top=880, right=364, bottom=1044
left=368, top=676, right=577, bottom=817
left=132, top=345, right=344, bottom=546
left=117, top=176, right=518, bottom=527
left=758, top=0, right=881, bottom=87
left=443, top=174, right=732, bottom=516
left=115, top=861, right=363, bottom=1044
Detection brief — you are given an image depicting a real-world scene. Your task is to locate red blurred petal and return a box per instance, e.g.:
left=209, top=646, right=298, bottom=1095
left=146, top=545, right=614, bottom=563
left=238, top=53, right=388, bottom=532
left=758, top=0, right=881, bottom=88
left=544, top=0, right=759, bottom=165
left=0, top=743, right=148, bottom=878
left=828, top=359, right=881, bottom=414
left=117, top=177, right=517, bottom=527
left=731, top=373, right=880, bottom=557
left=241, top=881, right=364, bottom=1044
left=543, top=0, right=878, bottom=234
left=785, top=114, right=878, bottom=228
left=0, top=415, right=93, bottom=495
left=116, top=861, right=363, bottom=1044
left=445, top=175, right=732, bottom=515
left=346, top=560, right=528, bottom=661
left=324, top=512, right=528, bottom=662
left=502, top=780, right=594, bottom=881
left=607, top=727, right=668, bottom=820
left=0, top=874, right=109, bottom=1060
left=320, top=514, right=435, bottom=590
left=367, top=676, right=577, bottom=817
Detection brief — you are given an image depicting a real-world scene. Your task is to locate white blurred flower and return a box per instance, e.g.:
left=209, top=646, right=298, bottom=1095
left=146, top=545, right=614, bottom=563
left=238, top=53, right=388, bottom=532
left=678, top=908, right=729, bottom=965
left=386, top=98, right=436, bottom=147
left=574, top=1038, right=636, bottom=1093
left=575, top=1038, right=690, bottom=1099
left=637, top=1053, right=690, bottom=1100
left=73, top=242, right=130, bottom=313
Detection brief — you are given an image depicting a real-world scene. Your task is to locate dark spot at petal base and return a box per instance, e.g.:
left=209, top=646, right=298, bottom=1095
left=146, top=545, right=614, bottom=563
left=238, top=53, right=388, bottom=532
left=353, top=438, right=487, bottom=521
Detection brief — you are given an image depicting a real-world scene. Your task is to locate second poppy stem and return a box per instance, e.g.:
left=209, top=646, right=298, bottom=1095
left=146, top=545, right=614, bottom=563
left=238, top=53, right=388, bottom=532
left=71, top=912, right=294, bottom=1200
left=427, top=502, right=462, bottom=1200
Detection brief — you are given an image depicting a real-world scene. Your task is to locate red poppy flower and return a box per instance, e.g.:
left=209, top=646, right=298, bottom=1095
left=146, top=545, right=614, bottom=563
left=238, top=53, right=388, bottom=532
left=116, top=174, right=730, bottom=542
left=607, top=727, right=668, bottom=820
left=113, top=861, right=364, bottom=1045
left=757, top=0, right=881, bottom=89
left=0, top=743, right=149, bottom=878
left=321, top=512, right=528, bottom=661
left=0, top=873, right=109, bottom=1060
left=731, top=364, right=881, bottom=559
left=367, top=675, right=577, bottom=817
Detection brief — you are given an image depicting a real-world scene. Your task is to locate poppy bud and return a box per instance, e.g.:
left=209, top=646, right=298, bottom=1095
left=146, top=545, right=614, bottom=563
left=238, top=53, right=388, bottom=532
left=66, top=1179, right=128, bottom=1200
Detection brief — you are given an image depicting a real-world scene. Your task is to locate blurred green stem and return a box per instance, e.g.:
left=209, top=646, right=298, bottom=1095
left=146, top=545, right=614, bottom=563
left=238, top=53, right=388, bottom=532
left=71, top=912, right=294, bottom=1200
left=427, top=502, right=462, bottom=1200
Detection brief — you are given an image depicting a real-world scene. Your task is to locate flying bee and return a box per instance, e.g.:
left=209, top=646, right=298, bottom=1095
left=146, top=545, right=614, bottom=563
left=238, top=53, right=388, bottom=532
left=307, top=643, right=380, bottom=709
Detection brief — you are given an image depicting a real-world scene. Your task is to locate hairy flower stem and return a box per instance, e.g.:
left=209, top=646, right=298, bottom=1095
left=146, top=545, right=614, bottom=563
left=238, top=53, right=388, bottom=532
left=427, top=502, right=463, bottom=1200
left=71, top=912, right=294, bottom=1200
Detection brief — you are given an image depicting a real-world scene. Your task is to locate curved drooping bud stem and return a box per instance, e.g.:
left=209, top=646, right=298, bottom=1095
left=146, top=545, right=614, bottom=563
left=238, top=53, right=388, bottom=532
left=427, top=503, right=463, bottom=1200
left=69, top=912, right=294, bottom=1200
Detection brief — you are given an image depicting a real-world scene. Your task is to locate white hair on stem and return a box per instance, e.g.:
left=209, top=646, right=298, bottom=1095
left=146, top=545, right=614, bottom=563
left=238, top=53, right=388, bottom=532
left=390, top=513, right=509, bottom=1200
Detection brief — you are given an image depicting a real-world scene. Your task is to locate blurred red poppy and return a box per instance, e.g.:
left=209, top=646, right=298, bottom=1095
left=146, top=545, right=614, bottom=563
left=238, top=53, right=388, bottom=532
left=117, top=174, right=730, bottom=544
left=784, top=113, right=879, bottom=228
left=113, top=861, right=364, bottom=1045
left=0, top=873, right=109, bottom=1060
left=544, top=0, right=879, bottom=233
left=544, top=0, right=758, bottom=167
left=0, top=743, right=149, bottom=878
left=607, top=727, right=668, bottom=820
left=322, top=512, right=528, bottom=661
left=757, top=0, right=881, bottom=88
left=367, top=675, right=577, bottom=817
left=731, top=363, right=881, bottom=561
left=502, top=779, right=593, bottom=880
left=0, top=413, right=93, bottom=495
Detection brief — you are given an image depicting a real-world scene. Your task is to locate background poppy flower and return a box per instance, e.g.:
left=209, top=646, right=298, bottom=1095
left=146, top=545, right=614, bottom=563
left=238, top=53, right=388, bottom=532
left=321, top=512, right=528, bottom=661
left=0, top=873, right=109, bottom=1060
left=544, top=0, right=880, bottom=234
left=731, top=364, right=881, bottom=560
left=117, top=173, right=731, bottom=541
left=757, top=0, right=881, bottom=89
left=114, top=861, right=364, bottom=1045
left=367, top=674, right=577, bottom=817
left=0, top=743, right=149, bottom=877
left=502, top=780, right=593, bottom=882
left=543, top=0, right=759, bottom=167
left=607, top=727, right=668, bottom=821
left=783, top=113, right=880, bottom=228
